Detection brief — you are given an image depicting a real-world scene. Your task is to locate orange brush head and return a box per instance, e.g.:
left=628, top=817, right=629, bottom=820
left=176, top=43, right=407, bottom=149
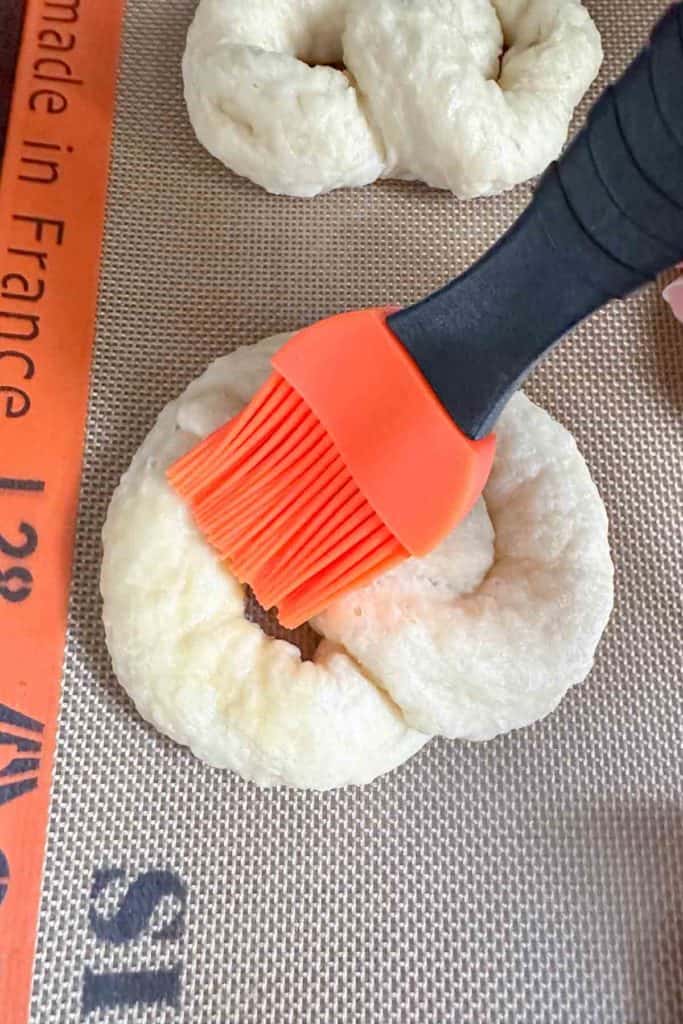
left=168, top=309, right=495, bottom=628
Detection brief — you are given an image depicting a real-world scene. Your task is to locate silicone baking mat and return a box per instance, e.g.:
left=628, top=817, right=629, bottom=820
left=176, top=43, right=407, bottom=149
left=4, top=0, right=683, bottom=1021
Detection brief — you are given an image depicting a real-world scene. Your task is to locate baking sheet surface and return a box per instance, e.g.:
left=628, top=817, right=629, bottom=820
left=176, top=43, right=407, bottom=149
left=31, top=1, right=683, bottom=1020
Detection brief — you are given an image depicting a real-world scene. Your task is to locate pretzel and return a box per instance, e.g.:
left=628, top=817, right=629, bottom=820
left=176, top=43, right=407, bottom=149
left=183, top=0, right=601, bottom=197
left=102, top=335, right=613, bottom=789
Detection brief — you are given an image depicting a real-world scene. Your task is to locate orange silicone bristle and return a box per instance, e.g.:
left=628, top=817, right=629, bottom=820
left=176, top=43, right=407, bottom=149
left=168, top=309, right=496, bottom=629
left=168, top=374, right=407, bottom=627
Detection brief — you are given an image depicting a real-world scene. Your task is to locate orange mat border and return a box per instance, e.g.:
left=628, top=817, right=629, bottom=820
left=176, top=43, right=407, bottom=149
left=0, top=1, right=124, bottom=1020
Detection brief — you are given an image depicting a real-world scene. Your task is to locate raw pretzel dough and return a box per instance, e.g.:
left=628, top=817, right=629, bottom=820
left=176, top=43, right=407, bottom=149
left=182, top=0, right=386, bottom=197
left=183, top=0, right=602, bottom=197
left=102, top=335, right=613, bottom=790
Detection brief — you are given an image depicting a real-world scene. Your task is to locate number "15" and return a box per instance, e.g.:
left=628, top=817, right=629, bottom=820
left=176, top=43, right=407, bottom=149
left=0, top=522, right=37, bottom=602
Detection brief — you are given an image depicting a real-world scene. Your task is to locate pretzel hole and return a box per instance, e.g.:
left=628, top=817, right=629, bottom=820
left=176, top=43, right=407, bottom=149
left=297, top=31, right=346, bottom=72
left=301, top=57, right=347, bottom=72
left=245, top=585, right=319, bottom=660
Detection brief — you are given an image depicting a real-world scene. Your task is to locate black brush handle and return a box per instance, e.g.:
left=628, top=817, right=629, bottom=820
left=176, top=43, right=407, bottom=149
left=388, top=3, right=683, bottom=440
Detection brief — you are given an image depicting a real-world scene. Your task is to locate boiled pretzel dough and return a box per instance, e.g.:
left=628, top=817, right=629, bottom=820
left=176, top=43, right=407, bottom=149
left=316, top=386, right=614, bottom=738
left=102, top=334, right=613, bottom=790
left=347, top=0, right=604, bottom=197
left=183, top=0, right=602, bottom=197
left=182, top=0, right=386, bottom=197
left=102, top=337, right=429, bottom=791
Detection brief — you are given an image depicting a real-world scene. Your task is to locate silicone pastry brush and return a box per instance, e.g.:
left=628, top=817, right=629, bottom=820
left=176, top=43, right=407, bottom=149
left=169, top=5, right=683, bottom=628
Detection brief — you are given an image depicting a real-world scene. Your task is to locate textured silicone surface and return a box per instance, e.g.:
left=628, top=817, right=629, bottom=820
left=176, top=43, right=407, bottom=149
left=24, top=2, right=683, bottom=1022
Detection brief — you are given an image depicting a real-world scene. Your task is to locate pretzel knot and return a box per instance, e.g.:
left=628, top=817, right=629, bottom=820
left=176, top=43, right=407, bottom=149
left=183, top=0, right=602, bottom=197
left=102, top=336, right=613, bottom=790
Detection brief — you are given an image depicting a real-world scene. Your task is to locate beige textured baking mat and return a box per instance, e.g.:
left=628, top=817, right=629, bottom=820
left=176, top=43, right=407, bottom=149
left=25, top=0, right=683, bottom=1020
